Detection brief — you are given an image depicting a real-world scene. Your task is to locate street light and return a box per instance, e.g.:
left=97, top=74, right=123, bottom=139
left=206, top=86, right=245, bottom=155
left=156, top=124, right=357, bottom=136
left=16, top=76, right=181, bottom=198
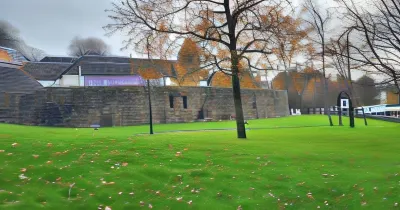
left=147, top=79, right=154, bottom=134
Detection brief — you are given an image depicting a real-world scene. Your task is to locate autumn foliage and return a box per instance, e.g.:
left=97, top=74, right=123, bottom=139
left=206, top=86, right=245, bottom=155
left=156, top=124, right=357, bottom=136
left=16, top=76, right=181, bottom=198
left=170, top=38, right=208, bottom=86
left=211, top=61, right=260, bottom=89
left=386, top=91, right=399, bottom=104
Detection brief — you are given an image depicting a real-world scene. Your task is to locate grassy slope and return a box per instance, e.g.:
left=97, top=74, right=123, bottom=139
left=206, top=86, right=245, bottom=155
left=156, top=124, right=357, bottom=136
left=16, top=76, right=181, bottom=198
left=0, top=116, right=399, bottom=209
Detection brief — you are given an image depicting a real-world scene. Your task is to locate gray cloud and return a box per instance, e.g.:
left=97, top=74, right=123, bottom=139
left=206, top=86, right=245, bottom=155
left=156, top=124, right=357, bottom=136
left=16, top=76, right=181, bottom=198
left=0, top=0, right=130, bottom=56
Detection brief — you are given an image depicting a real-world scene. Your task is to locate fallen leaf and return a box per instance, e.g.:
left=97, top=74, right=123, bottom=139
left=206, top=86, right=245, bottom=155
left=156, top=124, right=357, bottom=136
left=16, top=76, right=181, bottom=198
left=32, top=154, right=39, bottom=159
left=176, top=197, right=183, bottom=202
left=46, top=161, right=53, bottom=164
left=12, top=143, right=18, bottom=147
left=122, top=162, right=128, bottom=167
left=47, top=143, right=53, bottom=147
left=19, top=174, right=28, bottom=180
left=148, top=204, right=153, bottom=209
left=104, top=182, right=115, bottom=185
left=20, top=168, right=27, bottom=173
left=140, top=201, right=145, bottom=206
left=118, top=192, right=123, bottom=195
left=7, top=153, right=13, bottom=156
left=187, top=200, right=192, bottom=205
left=56, top=177, right=62, bottom=181
left=105, top=206, right=112, bottom=210
left=0, top=150, right=5, bottom=153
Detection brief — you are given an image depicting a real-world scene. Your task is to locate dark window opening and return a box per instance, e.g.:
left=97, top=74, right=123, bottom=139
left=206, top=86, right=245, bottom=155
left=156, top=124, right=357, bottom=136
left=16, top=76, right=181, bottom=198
left=252, top=95, right=257, bottom=109
left=169, top=95, right=174, bottom=108
left=183, top=96, right=188, bottom=109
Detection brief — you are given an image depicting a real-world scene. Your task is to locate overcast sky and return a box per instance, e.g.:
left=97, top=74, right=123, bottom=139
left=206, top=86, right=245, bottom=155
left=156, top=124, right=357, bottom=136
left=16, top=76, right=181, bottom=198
left=0, top=0, right=129, bottom=57
left=0, top=0, right=325, bottom=58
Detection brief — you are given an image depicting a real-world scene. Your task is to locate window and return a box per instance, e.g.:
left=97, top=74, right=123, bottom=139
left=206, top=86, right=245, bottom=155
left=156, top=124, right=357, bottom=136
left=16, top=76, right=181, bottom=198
left=182, top=96, right=188, bottom=109
left=252, top=95, right=257, bottom=109
left=169, top=95, right=174, bottom=108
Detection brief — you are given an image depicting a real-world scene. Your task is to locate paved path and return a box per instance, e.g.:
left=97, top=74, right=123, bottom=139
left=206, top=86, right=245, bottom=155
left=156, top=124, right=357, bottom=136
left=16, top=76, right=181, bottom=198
left=134, top=125, right=331, bottom=135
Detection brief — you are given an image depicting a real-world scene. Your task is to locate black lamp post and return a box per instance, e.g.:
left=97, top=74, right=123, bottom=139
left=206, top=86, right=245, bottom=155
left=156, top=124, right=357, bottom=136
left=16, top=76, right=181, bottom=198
left=147, top=79, right=154, bottom=134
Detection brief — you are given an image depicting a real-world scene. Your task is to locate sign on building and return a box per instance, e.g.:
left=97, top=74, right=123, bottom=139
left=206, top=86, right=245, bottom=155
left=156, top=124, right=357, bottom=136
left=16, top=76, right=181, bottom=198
left=84, top=76, right=146, bottom=86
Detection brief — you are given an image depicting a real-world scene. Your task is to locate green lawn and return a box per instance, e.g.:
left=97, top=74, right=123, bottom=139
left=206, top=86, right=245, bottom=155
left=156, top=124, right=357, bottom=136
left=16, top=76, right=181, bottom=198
left=0, top=116, right=399, bottom=209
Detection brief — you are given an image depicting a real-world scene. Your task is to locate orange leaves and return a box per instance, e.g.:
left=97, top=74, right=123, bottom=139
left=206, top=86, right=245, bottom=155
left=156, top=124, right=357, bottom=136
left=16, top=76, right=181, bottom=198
left=386, top=91, right=399, bottom=104
left=212, top=72, right=231, bottom=88
left=138, top=67, right=163, bottom=80
left=175, top=38, right=205, bottom=86
left=158, top=21, right=168, bottom=32
left=217, top=49, right=230, bottom=60
left=272, top=72, right=287, bottom=90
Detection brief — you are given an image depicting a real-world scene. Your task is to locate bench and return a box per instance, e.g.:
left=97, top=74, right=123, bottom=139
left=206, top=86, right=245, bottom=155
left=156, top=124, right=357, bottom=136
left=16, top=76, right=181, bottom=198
left=204, top=118, right=213, bottom=122
left=230, top=115, right=236, bottom=120
left=90, top=124, right=101, bottom=130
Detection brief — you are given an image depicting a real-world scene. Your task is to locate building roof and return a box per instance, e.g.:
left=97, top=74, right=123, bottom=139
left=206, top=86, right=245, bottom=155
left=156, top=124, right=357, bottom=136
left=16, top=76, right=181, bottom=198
left=0, top=46, right=29, bottom=64
left=60, top=55, right=177, bottom=78
left=21, top=62, right=72, bottom=80
left=40, top=56, right=77, bottom=63
left=0, top=63, right=43, bottom=93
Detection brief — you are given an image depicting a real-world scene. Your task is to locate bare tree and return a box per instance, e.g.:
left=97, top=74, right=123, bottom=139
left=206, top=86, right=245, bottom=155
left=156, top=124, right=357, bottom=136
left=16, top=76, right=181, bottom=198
left=0, top=20, right=47, bottom=61
left=105, top=0, right=294, bottom=138
left=20, top=46, right=46, bottom=61
left=338, top=0, right=400, bottom=102
left=304, top=0, right=333, bottom=126
left=68, top=36, right=111, bottom=56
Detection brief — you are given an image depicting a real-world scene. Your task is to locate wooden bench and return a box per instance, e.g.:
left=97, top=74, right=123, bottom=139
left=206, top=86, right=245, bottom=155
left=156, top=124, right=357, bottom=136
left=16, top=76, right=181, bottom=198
left=204, top=118, right=213, bottom=122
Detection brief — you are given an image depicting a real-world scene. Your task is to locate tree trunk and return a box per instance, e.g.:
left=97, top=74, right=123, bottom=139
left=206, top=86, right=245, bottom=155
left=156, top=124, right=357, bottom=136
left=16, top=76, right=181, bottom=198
left=230, top=51, right=246, bottom=139
left=322, top=41, right=333, bottom=126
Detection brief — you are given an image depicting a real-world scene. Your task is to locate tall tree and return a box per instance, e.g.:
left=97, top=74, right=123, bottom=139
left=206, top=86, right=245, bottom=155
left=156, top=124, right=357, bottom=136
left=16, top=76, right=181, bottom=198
left=338, top=0, right=400, bottom=102
left=354, top=75, right=380, bottom=106
left=105, top=0, right=292, bottom=138
left=174, top=38, right=209, bottom=86
left=304, top=0, right=333, bottom=126
left=68, top=36, right=111, bottom=56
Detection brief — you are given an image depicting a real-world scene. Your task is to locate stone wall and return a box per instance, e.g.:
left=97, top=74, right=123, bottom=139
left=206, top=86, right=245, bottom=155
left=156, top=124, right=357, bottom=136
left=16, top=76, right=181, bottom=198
left=0, top=86, right=289, bottom=127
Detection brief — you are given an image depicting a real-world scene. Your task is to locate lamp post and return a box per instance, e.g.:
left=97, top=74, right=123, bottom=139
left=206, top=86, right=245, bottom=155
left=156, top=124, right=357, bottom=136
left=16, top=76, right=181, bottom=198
left=147, top=79, right=154, bottom=134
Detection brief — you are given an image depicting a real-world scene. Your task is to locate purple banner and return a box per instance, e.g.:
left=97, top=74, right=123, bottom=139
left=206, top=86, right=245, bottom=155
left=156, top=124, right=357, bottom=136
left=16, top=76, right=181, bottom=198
left=84, top=76, right=146, bottom=86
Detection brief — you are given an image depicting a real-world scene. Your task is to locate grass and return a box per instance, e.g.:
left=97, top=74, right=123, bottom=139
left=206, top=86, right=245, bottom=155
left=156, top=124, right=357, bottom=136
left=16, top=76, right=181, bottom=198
left=0, top=115, right=399, bottom=209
